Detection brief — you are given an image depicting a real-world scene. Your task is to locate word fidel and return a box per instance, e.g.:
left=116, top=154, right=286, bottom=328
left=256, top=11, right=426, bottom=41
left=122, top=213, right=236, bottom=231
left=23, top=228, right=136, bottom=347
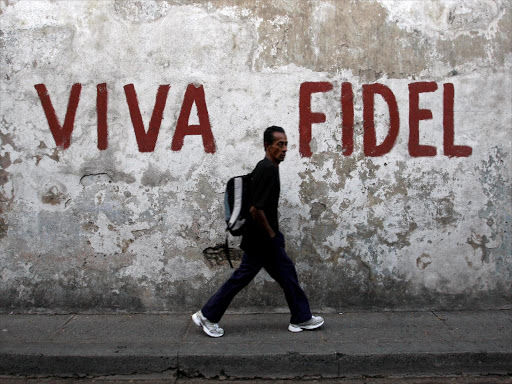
left=34, top=81, right=471, bottom=158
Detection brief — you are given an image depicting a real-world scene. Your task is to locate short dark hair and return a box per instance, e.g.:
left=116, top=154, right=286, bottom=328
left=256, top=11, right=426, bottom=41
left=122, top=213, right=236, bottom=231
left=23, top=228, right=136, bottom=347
left=263, top=126, right=285, bottom=147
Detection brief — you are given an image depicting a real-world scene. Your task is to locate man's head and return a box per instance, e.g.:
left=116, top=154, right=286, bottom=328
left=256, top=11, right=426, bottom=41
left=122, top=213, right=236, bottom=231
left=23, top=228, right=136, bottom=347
left=264, top=126, right=288, bottom=164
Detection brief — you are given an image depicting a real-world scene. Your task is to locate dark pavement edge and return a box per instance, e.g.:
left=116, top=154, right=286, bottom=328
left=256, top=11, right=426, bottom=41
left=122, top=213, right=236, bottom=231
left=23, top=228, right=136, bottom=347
left=2, top=350, right=512, bottom=379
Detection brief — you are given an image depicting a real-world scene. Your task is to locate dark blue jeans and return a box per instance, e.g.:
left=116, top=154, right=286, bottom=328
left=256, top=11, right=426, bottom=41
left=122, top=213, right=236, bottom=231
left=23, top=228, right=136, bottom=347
left=201, top=233, right=312, bottom=324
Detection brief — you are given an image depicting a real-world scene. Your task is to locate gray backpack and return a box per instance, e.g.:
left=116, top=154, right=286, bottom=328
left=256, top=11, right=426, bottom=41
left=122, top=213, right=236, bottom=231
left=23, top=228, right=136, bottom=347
left=223, top=173, right=252, bottom=267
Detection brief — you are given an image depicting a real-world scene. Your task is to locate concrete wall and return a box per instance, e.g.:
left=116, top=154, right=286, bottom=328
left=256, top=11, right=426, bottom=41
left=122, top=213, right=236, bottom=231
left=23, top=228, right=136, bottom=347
left=1, top=0, right=511, bottom=313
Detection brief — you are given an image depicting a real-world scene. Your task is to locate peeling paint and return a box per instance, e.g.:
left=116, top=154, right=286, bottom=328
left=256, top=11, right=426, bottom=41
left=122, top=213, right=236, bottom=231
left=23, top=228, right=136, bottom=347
left=417, top=253, right=432, bottom=270
left=0, top=0, right=510, bottom=313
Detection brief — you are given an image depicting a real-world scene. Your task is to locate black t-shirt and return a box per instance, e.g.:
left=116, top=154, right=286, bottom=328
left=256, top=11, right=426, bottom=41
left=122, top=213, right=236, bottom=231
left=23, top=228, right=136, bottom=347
left=240, top=157, right=280, bottom=251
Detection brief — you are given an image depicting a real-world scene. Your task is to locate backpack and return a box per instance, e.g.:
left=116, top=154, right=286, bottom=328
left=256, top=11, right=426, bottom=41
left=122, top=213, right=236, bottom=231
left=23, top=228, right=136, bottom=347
left=223, top=173, right=252, bottom=267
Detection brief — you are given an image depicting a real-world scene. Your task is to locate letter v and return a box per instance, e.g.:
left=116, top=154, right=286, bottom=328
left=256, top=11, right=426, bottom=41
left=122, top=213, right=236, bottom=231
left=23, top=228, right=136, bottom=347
left=124, top=84, right=170, bottom=152
left=34, top=83, right=82, bottom=149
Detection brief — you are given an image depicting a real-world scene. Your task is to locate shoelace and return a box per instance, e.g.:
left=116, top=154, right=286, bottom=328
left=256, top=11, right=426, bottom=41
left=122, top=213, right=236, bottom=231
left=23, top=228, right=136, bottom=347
left=205, top=320, right=220, bottom=331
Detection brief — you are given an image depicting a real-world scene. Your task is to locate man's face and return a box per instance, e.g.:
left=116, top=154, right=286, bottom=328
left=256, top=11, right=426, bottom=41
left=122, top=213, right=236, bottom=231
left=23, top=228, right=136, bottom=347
left=266, top=132, right=288, bottom=164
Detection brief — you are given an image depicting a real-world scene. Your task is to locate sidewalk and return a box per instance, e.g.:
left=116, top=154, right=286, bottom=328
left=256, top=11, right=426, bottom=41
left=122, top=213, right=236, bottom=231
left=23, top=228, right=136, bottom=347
left=1, top=310, right=511, bottom=379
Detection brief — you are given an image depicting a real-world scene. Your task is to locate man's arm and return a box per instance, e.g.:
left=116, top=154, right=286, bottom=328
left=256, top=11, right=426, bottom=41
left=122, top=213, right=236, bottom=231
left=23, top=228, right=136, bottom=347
left=249, top=206, right=275, bottom=239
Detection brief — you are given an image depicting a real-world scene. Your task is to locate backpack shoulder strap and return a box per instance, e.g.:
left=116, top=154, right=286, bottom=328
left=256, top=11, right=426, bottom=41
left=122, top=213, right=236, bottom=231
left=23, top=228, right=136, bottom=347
left=227, top=176, right=244, bottom=229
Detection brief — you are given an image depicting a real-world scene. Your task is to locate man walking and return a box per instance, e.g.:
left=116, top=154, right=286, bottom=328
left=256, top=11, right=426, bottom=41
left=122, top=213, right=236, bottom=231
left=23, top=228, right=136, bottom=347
left=192, top=126, right=324, bottom=337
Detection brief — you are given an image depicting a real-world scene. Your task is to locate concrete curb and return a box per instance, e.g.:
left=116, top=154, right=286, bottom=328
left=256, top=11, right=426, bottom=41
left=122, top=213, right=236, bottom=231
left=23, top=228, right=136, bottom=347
left=178, top=352, right=512, bottom=378
left=2, top=349, right=511, bottom=378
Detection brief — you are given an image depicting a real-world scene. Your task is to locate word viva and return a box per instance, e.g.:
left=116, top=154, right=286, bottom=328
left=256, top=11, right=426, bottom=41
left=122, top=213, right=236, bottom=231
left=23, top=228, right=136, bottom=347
left=34, top=82, right=472, bottom=158
left=34, top=83, right=215, bottom=153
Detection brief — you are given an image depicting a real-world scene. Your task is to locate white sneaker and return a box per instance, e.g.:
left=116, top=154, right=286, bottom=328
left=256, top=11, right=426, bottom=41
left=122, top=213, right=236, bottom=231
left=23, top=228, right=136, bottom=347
left=192, top=310, right=224, bottom=338
left=288, top=315, right=324, bottom=333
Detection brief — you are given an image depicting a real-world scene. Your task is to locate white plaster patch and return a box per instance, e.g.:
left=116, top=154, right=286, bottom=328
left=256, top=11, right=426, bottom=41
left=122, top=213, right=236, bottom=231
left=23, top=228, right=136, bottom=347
left=311, top=1, right=336, bottom=58
left=377, top=0, right=506, bottom=38
left=1, top=1, right=66, bottom=29
left=87, top=212, right=125, bottom=255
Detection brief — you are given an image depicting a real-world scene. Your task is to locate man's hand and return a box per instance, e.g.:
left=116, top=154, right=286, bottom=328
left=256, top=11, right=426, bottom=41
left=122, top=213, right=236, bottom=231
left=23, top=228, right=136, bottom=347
left=249, top=206, right=275, bottom=239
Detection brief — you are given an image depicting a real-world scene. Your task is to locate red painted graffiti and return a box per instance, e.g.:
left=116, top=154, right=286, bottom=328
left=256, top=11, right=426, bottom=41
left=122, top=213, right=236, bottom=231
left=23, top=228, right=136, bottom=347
left=298, top=81, right=472, bottom=158
left=124, top=84, right=171, bottom=153
left=171, top=84, right=216, bottom=154
left=341, top=82, right=354, bottom=156
left=299, top=82, right=333, bottom=157
left=34, top=83, right=215, bottom=154
left=34, top=83, right=82, bottom=149
left=409, top=82, right=437, bottom=157
left=96, top=83, right=108, bottom=150
left=34, top=82, right=471, bottom=158
left=362, top=83, right=400, bottom=157
left=443, top=83, right=472, bottom=157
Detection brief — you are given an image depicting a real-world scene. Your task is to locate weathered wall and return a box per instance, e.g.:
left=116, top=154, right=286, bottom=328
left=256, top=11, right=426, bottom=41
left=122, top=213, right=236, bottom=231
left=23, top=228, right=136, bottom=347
left=1, top=0, right=511, bottom=313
